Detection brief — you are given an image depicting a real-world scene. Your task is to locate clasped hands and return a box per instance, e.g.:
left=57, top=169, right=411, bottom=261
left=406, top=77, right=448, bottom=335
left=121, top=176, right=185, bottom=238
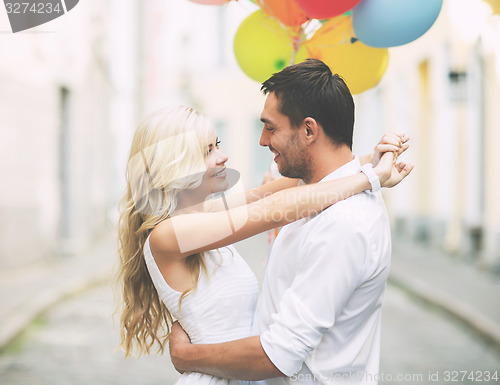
left=372, top=132, right=414, bottom=188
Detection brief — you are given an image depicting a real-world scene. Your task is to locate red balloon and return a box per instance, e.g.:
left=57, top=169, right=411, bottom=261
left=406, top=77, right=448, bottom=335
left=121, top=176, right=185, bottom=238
left=294, top=0, right=362, bottom=19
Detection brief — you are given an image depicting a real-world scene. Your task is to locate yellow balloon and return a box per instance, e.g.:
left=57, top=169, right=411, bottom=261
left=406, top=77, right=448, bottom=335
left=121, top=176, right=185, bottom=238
left=234, top=10, right=307, bottom=83
left=484, top=0, right=500, bottom=15
left=293, top=42, right=309, bottom=64
left=304, top=16, right=389, bottom=94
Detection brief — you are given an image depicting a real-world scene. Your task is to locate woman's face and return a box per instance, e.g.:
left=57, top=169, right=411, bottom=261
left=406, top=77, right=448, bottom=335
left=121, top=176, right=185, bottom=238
left=203, top=130, right=229, bottom=194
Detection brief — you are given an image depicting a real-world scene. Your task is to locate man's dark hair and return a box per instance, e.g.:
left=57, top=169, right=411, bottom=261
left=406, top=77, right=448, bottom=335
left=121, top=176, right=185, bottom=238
left=261, top=58, right=354, bottom=149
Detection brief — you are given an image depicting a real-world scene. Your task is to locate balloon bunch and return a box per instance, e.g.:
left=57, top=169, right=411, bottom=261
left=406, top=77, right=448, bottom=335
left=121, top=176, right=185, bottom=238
left=189, top=0, right=443, bottom=94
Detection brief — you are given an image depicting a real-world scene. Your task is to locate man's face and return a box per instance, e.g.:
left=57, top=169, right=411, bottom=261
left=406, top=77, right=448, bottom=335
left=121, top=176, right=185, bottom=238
left=259, top=93, right=311, bottom=181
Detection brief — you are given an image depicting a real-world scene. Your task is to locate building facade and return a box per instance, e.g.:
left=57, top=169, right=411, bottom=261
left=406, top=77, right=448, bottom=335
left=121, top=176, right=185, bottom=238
left=0, top=0, right=131, bottom=267
left=354, top=0, right=500, bottom=269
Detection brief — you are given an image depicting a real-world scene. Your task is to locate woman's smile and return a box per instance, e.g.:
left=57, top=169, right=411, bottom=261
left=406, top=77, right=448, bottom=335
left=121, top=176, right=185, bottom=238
left=211, top=168, right=227, bottom=178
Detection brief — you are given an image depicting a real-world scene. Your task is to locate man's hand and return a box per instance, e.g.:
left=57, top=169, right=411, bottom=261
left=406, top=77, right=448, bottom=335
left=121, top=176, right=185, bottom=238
left=374, top=152, right=414, bottom=188
left=169, top=321, right=191, bottom=374
left=383, top=160, right=414, bottom=188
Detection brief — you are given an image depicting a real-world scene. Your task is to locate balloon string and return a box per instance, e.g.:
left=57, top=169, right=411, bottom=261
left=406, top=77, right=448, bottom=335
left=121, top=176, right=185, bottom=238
left=257, top=0, right=305, bottom=32
left=257, top=0, right=306, bottom=43
left=258, top=0, right=288, bottom=31
left=290, top=26, right=305, bottom=65
left=258, top=16, right=296, bottom=50
left=252, top=4, right=355, bottom=65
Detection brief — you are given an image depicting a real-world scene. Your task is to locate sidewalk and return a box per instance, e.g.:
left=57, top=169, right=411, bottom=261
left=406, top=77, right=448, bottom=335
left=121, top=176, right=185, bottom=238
left=1, top=231, right=500, bottom=354
left=390, top=236, right=500, bottom=352
left=0, top=231, right=115, bottom=351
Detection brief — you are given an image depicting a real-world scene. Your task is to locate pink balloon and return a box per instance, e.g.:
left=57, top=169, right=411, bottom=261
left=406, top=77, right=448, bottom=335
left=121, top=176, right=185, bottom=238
left=188, top=0, right=230, bottom=5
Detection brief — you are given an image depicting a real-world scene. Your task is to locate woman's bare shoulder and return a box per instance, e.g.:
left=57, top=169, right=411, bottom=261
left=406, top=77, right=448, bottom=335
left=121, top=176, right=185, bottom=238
left=149, top=219, right=180, bottom=258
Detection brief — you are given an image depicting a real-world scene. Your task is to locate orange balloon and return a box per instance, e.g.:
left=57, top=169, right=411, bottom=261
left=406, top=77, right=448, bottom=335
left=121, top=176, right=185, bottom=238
left=256, top=0, right=309, bottom=27
left=303, top=16, right=389, bottom=94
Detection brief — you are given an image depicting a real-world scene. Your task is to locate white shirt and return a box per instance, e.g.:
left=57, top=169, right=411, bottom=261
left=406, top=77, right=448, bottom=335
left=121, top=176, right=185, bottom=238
left=252, top=156, right=391, bottom=385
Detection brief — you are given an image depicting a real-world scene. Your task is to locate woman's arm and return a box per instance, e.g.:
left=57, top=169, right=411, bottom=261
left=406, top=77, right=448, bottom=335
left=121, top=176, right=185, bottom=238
left=211, top=133, right=409, bottom=211
left=151, top=172, right=369, bottom=259
left=246, top=177, right=300, bottom=202
left=206, top=177, right=300, bottom=212
left=150, top=152, right=412, bottom=260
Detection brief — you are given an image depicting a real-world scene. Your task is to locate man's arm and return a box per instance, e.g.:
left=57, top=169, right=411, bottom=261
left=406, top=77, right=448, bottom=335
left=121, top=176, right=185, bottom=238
left=169, top=322, right=285, bottom=381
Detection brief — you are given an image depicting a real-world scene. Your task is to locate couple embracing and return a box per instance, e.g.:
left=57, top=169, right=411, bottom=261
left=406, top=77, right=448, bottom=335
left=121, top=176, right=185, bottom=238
left=117, top=59, right=413, bottom=385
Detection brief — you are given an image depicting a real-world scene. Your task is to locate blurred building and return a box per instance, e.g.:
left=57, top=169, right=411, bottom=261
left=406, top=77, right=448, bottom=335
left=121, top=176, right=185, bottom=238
left=0, top=0, right=140, bottom=268
left=354, top=0, right=500, bottom=269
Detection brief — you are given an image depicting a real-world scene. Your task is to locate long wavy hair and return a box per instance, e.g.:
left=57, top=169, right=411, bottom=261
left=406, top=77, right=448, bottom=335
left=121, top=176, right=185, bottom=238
left=116, top=106, right=212, bottom=357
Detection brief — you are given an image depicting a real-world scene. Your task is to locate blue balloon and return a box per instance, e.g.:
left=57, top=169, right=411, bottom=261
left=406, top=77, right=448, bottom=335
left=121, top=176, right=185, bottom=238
left=352, top=0, right=443, bottom=48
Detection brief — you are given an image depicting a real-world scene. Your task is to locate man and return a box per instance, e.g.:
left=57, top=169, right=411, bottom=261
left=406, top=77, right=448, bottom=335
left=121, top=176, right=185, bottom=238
left=169, top=59, right=411, bottom=384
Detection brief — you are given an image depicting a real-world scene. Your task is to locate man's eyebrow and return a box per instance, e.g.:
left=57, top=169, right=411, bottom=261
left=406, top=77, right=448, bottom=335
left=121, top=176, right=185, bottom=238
left=260, top=117, right=273, bottom=124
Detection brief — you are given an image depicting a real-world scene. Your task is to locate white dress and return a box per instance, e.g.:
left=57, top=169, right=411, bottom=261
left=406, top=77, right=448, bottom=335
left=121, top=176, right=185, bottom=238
left=144, top=236, right=259, bottom=385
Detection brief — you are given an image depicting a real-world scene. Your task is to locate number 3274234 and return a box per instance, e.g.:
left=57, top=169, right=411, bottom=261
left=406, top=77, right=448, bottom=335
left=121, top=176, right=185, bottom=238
left=5, top=3, right=63, bottom=14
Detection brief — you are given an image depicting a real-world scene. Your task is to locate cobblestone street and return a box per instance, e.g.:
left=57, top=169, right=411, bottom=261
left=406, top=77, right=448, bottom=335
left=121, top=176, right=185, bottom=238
left=0, top=283, right=180, bottom=385
left=380, top=285, right=500, bottom=384
left=1, top=282, right=499, bottom=385
left=0, top=234, right=499, bottom=385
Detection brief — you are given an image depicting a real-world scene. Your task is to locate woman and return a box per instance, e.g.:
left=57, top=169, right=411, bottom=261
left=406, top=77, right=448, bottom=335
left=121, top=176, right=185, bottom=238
left=116, top=106, right=411, bottom=384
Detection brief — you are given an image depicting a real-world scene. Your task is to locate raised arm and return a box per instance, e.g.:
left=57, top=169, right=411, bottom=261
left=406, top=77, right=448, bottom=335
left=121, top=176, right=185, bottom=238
left=151, top=151, right=412, bottom=260
left=151, top=169, right=373, bottom=259
left=206, top=177, right=300, bottom=212
left=209, top=133, right=409, bottom=212
left=245, top=177, right=300, bottom=202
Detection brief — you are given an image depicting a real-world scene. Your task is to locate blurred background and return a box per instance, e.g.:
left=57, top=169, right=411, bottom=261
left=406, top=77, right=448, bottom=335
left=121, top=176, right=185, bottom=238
left=0, top=0, right=499, bottom=384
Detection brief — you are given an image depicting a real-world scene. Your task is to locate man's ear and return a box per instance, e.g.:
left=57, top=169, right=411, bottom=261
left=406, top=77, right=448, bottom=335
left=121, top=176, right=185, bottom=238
left=302, top=117, right=319, bottom=144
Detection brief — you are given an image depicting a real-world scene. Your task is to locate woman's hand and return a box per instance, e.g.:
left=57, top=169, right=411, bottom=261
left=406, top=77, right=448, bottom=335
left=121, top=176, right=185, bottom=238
left=374, top=152, right=414, bottom=188
left=367, top=132, right=413, bottom=189
left=372, top=133, right=410, bottom=166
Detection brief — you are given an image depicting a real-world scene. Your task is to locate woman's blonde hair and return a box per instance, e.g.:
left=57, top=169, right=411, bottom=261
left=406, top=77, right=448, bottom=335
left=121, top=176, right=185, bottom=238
left=116, top=106, right=212, bottom=357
